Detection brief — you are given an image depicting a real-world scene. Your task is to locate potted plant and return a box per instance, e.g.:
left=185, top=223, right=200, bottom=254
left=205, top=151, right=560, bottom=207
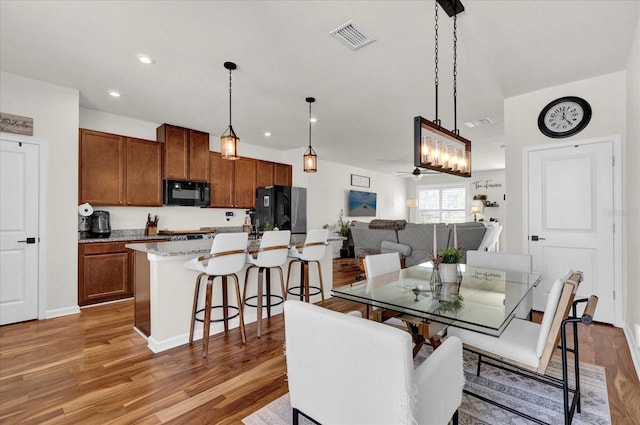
left=324, top=210, right=354, bottom=258
left=439, top=246, right=463, bottom=283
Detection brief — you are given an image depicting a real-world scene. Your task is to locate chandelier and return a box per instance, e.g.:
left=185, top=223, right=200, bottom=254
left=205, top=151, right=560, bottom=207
left=414, top=0, right=471, bottom=178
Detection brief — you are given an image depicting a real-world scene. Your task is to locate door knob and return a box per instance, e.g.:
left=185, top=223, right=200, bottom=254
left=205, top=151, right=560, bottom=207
left=530, top=235, right=546, bottom=241
left=17, top=237, right=36, bottom=244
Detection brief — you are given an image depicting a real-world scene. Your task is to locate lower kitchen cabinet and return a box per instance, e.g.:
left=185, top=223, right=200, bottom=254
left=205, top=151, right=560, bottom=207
left=78, top=239, right=167, bottom=307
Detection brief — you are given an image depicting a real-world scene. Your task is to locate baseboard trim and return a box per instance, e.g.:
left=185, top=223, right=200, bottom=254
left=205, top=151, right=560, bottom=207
left=45, top=305, right=80, bottom=319
left=623, top=321, right=640, bottom=380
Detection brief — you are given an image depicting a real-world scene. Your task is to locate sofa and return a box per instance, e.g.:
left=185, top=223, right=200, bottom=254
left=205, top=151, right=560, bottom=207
left=351, top=220, right=494, bottom=267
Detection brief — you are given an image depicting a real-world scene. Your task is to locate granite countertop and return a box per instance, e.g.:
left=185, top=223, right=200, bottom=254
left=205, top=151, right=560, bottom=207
left=78, top=229, right=217, bottom=243
left=126, top=239, right=214, bottom=256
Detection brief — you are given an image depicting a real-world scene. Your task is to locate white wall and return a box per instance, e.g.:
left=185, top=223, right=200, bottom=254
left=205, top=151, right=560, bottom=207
left=625, top=15, right=640, bottom=354
left=504, top=71, right=627, bottom=254
left=1, top=71, right=80, bottom=317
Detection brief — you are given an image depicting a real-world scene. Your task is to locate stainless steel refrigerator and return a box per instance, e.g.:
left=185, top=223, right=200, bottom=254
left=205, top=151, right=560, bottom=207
left=254, top=186, right=307, bottom=235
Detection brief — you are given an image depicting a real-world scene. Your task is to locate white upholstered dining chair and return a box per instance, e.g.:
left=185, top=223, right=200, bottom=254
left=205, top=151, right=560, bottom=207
left=447, top=270, right=599, bottom=425
left=466, top=250, right=533, bottom=319
left=284, top=300, right=464, bottom=425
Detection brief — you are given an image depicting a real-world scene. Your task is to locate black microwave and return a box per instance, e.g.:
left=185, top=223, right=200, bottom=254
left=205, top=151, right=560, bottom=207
left=163, top=179, right=210, bottom=206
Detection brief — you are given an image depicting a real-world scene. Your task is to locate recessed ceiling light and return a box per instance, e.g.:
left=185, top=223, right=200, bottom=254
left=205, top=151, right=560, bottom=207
left=309, top=117, right=317, bottom=123
left=108, top=90, right=121, bottom=97
left=264, top=132, right=271, bottom=137
left=136, top=54, right=155, bottom=64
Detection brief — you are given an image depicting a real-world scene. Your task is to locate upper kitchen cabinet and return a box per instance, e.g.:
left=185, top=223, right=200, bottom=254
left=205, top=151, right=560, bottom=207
left=256, top=160, right=274, bottom=188
left=157, top=124, right=209, bottom=182
left=80, top=129, right=125, bottom=205
left=79, top=129, right=162, bottom=206
left=209, top=153, right=256, bottom=208
left=274, top=163, right=292, bottom=186
left=125, top=137, right=163, bottom=206
left=256, top=160, right=292, bottom=188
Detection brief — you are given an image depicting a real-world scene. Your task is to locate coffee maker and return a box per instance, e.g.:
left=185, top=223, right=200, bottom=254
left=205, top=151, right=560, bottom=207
left=78, top=202, right=93, bottom=238
left=90, top=210, right=111, bottom=238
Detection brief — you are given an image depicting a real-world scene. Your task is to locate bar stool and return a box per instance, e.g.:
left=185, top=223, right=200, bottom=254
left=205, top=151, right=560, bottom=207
left=242, top=230, right=291, bottom=338
left=286, top=229, right=328, bottom=304
left=184, top=232, right=248, bottom=358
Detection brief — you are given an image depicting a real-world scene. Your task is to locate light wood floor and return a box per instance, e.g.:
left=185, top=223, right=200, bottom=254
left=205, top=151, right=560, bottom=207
left=1, top=259, right=639, bottom=424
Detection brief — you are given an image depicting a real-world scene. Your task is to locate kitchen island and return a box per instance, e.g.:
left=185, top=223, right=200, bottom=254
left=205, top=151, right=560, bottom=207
left=126, top=237, right=333, bottom=353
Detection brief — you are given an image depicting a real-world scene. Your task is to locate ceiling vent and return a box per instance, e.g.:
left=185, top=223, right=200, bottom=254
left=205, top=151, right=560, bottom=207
left=464, top=118, right=494, bottom=128
left=330, top=20, right=375, bottom=50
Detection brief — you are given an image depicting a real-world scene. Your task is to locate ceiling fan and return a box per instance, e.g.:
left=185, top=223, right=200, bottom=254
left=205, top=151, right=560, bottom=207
left=395, top=167, right=437, bottom=181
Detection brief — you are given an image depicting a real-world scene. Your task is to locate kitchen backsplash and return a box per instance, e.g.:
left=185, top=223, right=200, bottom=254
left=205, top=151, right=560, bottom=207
left=93, top=206, right=248, bottom=231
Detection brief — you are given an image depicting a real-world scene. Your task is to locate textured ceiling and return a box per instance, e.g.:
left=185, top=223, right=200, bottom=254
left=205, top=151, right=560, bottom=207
left=1, top=0, right=638, bottom=176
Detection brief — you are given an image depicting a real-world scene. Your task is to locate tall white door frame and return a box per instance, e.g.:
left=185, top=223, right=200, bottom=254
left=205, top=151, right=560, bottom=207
left=0, top=133, right=48, bottom=321
left=522, top=135, right=623, bottom=327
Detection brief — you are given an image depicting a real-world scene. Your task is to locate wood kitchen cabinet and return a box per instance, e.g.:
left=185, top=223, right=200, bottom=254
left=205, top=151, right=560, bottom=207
left=78, top=242, right=131, bottom=306
left=157, top=124, right=209, bottom=182
left=79, top=129, right=162, bottom=206
left=274, top=163, right=292, bottom=186
left=79, top=129, right=125, bottom=205
left=256, top=160, right=274, bottom=188
left=78, top=239, right=167, bottom=307
left=208, top=153, right=257, bottom=208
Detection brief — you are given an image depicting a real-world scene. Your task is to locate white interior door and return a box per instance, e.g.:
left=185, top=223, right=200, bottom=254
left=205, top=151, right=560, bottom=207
left=0, top=138, right=40, bottom=325
left=527, top=140, right=615, bottom=324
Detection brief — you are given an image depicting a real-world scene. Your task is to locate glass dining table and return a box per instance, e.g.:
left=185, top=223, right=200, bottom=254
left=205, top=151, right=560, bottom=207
left=331, top=262, right=542, bottom=352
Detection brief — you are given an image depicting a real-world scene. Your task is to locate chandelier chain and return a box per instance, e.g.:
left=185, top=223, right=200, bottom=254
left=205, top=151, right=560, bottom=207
left=434, top=1, right=440, bottom=125
left=453, top=12, right=458, bottom=134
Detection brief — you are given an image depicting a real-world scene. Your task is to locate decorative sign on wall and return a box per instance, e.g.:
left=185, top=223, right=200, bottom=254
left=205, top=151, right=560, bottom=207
left=472, top=179, right=502, bottom=190
left=0, top=113, right=33, bottom=136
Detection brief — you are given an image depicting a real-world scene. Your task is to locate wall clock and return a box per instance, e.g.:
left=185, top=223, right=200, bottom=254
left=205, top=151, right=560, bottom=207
left=537, top=96, right=592, bottom=138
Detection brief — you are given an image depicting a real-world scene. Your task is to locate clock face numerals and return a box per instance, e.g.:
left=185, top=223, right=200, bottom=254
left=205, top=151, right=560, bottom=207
left=538, top=96, right=592, bottom=138
left=544, top=102, right=584, bottom=132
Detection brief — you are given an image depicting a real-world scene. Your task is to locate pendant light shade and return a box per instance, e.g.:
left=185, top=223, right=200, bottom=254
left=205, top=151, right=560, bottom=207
left=303, top=97, right=317, bottom=173
left=221, top=61, right=239, bottom=160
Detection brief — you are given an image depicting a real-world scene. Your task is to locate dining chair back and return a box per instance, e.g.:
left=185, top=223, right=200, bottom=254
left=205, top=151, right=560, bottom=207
left=363, top=252, right=401, bottom=279
left=284, top=300, right=464, bottom=425
left=466, top=250, right=533, bottom=319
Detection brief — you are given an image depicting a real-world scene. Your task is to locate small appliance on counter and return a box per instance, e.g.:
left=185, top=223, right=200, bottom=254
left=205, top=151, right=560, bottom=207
left=91, top=210, right=111, bottom=238
left=78, top=202, right=93, bottom=238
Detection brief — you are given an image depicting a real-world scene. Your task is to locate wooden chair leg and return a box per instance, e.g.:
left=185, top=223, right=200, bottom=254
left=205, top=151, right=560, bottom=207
left=276, top=266, right=286, bottom=309
left=231, top=274, right=246, bottom=344
left=285, top=260, right=298, bottom=297
left=312, top=260, right=325, bottom=305
left=242, top=265, right=256, bottom=305
left=202, top=275, right=215, bottom=358
left=189, top=273, right=205, bottom=344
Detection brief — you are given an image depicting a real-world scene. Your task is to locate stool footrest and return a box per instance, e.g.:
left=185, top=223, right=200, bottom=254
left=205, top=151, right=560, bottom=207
left=194, top=305, right=240, bottom=323
left=244, top=294, right=284, bottom=308
left=287, top=285, right=322, bottom=297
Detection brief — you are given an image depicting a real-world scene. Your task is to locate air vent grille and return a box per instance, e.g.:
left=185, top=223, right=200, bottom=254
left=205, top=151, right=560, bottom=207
left=330, top=20, right=375, bottom=50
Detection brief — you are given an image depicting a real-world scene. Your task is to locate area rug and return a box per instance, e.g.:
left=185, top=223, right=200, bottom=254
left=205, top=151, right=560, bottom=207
left=243, top=346, right=610, bottom=425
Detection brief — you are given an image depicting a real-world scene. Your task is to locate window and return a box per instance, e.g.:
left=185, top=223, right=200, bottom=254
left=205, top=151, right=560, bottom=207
left=416, top=184, right=467, bottom=223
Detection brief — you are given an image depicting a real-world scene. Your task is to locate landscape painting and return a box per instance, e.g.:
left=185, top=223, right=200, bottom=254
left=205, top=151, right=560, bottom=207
left=348, top=190, right=377, bottom=217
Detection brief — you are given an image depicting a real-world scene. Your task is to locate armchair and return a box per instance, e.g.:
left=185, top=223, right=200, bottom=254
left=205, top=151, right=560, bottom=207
left=284, top=300, right=464, bottom=425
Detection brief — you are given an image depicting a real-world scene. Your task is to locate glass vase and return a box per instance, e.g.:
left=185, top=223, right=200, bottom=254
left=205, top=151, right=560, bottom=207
left=430, top=268, right=442, bottom=294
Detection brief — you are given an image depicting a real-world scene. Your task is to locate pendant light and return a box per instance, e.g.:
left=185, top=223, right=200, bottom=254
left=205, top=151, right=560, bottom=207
left=414, top=0, right=471, bottom=178
left=303, top=97, right=317, bottom=173
left=220, top=61, right=239, bottom=160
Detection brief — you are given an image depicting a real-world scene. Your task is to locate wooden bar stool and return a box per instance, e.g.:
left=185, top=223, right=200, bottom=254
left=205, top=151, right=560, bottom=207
left=184, top=232, right=248, bottom=358
left=242, top=230, right=291, bottom=338
left=286, top=229, right=328, bottom=305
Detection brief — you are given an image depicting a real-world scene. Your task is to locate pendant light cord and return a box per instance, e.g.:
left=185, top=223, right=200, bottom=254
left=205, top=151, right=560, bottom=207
left=228, top=68, right=233, bottom=128
left=308, top=101, right=312, bottom=148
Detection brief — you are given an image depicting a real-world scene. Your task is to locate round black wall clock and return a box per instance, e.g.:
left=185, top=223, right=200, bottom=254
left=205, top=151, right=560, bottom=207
left=537, top=96, right=592, bottom=138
